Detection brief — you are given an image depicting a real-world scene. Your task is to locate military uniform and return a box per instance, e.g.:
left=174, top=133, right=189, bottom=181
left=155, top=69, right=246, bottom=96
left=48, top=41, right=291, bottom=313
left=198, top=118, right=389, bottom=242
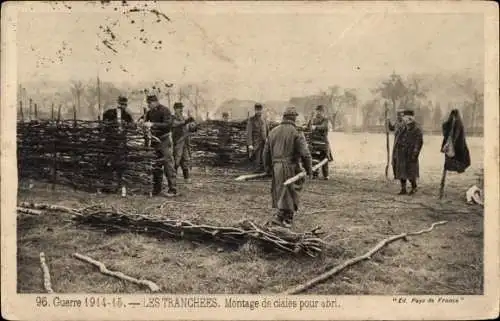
left=263, top=107, right=313, bottom=228
left=101, top=96, right=133, bottom=192
left=218, top=112, right=232, bottom=170
left=171, top=102, right=197, bottom=181
left=309, top=105, right=333, bottom=179
left=144, top=95, right=177, bottom=196
left=390, top=110, right=423, bottom=195
left=246, top=103, right=269, bottom=172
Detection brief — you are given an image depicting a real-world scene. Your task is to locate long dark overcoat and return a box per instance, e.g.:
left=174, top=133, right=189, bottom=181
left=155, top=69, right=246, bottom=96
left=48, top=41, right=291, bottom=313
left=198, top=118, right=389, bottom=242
left=263, top=120, right=313, bottom=212
left=392, top=121, right=424, bottom=180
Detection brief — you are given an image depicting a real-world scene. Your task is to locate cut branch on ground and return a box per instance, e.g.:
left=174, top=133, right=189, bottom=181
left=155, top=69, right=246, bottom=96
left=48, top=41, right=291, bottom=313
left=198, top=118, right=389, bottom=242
left=281, top=220, right=448, bottom=295
left=72, top=252, right=161, bottom=292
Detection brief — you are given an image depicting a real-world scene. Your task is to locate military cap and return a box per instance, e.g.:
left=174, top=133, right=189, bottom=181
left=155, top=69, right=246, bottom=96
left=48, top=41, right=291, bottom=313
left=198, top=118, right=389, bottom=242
left=254, top=103, right=263, bottom=110
left=283, top=106, right=299, bottom=117
left=222, top=111, right=229, bottom=117
left=173, top=102, right=184, bottom=109
left=117, top=96, right=128, bottom=104
left=146, top=95, right=158, bottom=102
left=402, top=109, right=415, bottom=116
left=316, top=105, right=324, bottom=111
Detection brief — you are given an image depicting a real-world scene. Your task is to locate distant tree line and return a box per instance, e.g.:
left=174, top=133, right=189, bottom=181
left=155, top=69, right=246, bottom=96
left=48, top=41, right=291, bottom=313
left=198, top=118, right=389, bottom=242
left=17, top=72, right=484, bottom=136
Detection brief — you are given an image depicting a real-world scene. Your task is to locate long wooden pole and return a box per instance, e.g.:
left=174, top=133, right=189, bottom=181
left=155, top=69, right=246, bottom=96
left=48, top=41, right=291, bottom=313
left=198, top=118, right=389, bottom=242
left=439, top=164, right=447, bottom=199
left=19, top=100, right=24, bottom=122
left=51, top=103, right=55, bottom=120
left=439, top=114, right=456, bottom=199
left=57, top=104, right=62, bottom=122
left=29, top=98, right=33, bottom=121
left=284, top=158, right=328, bottom=186
left=384, top=101, right=390, bottom=180
left=97, top=75, right=101, bottom=121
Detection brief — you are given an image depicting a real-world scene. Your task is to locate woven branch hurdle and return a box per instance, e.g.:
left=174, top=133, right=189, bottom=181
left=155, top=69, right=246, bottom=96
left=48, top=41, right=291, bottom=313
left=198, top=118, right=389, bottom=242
left=17, top=119, right=317, bottom=194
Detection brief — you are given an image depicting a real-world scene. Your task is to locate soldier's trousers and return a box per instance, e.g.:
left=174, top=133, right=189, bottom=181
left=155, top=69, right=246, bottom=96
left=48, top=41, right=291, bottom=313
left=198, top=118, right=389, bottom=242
left=251, top=141, right=265, bottom=172
left=174, top=143, right=191, bottom=179
left=313, top=150, right=329, bottom=178
left=152, top=138, right=177, bottom=193
left=102, top=140, right=127, bottom=192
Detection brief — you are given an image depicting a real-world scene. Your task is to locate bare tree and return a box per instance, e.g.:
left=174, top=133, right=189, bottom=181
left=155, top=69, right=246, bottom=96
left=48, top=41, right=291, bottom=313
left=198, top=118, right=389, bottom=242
left=373, top=72, right=408, bottom=116
left=70, top=80, right=85, bottom=119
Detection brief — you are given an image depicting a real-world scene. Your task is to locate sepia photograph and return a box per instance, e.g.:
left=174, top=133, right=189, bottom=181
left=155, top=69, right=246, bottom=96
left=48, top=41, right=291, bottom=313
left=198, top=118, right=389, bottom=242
left=2, top=1, right=498, bottom=320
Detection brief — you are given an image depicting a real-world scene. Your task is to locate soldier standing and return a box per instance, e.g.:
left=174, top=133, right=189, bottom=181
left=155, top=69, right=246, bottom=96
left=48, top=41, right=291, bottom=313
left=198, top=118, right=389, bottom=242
left=172, top=102, right=197, bottom=183
left=143, top=95, right=177, bottom=196
left=309, top=105, right=333, bottom=180
left=246, top=103, right=269, bottom=173
left=387, top=109, right=405, bottom=134
left=101, top=96, right=134, bottom=193
left=102, top=96, right=134, bottom=124
left=390, top=109, right=424, bottom=195
left=218, top=111, right=232, bottom=175
left=263, top=107, right=313, bottom=228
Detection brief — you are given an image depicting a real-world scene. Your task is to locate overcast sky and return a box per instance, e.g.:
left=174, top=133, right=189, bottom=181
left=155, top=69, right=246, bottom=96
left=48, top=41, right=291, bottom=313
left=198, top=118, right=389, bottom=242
left=16, top=1, right=484, bottom=104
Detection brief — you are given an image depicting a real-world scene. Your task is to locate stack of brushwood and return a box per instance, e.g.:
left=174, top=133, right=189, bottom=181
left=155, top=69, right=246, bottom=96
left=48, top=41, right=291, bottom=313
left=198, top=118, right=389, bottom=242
left=69, top=204, right=326, bottom=257
left=17, top=119, right=315, bottom=193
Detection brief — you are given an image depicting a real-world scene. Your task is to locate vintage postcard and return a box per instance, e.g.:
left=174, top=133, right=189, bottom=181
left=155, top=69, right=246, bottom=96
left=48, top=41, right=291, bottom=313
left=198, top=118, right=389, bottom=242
left=1, top=1, right=499, bottom=320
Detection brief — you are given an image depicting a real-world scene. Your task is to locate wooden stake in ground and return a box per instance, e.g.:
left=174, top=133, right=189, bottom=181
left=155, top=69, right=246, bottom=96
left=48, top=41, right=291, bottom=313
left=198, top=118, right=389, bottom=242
left=19, top=100, right=24, bottom=122
left=73, top=253, right=160, bottom=292
left=439, top=165, right=447, bottom=199
left=40, top=252, right=54, bottom=293
left=284, top=158, right=328, bottom=186
left=384, top=102, right=390, bottom=180
left=281, top=220, right=448, bottom=295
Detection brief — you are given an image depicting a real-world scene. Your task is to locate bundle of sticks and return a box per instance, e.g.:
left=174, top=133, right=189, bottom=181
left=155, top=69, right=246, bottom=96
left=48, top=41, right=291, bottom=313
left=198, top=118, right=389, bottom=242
left=71, top=204, right=326, bottom=257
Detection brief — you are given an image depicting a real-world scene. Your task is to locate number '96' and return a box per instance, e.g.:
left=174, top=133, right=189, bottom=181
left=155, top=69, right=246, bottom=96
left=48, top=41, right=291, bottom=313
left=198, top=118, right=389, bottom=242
left=36, top=296, right=48, bottom=307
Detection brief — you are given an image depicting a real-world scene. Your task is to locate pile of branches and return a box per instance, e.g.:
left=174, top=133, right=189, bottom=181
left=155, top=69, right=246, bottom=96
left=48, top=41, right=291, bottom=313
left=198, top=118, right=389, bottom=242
left=17, top=119, right=315, bottom=193
left=71, top=204, right=325, bottom=257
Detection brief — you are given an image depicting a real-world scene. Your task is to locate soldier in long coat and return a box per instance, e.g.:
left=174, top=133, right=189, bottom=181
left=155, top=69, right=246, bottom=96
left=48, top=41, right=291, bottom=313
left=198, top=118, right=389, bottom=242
left=263, top=107, right=313, bottom=228
left=308, top=105, right=333, bottom=179
left=391, top=109, right=424, bottom=195
left=246, top=103, right=270, bottom=172
left=171, top=102, right=197, bottom=183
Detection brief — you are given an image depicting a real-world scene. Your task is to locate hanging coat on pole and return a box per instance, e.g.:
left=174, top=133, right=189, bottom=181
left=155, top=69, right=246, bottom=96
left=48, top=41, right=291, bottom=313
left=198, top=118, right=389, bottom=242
left=441, top=109, right=471, bottom=173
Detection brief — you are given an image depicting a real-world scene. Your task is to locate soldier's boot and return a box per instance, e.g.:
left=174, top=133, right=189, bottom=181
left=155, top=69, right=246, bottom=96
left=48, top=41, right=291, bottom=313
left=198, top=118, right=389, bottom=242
left=398, top=179, right=407, bottom=195
left=268, top=210, right=286, bottom=227
left=408, top=180, right=418, bottom=195
left=281, top=210, right=294, bottom=229
left=182, top=168, right=191, bottom=183
left=322, top=164, right=329, bottom=180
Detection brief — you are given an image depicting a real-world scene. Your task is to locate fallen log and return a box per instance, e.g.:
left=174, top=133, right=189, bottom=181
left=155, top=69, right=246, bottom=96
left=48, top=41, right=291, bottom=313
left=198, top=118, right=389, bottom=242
left=281, top=220, right=448, bottom=295
left=40, top=252, right=54, bottom=293
left=72, top=253, right=160, bottom=292
left=283, top=158, right=329, bottom=186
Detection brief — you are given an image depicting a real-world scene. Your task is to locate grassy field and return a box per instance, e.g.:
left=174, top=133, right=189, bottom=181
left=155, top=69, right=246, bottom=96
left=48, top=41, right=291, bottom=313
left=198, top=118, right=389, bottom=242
left=17, top=133, right=484, bottom=295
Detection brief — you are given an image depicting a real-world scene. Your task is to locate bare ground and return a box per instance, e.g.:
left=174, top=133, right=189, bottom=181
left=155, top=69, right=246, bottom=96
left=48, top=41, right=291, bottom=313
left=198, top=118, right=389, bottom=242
left=17, top=168, right=483, bottom=295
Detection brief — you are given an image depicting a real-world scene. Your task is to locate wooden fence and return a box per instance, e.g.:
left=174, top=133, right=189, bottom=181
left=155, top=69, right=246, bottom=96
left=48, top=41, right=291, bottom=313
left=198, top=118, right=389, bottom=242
left=17, top=119, right=317, bottom=194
